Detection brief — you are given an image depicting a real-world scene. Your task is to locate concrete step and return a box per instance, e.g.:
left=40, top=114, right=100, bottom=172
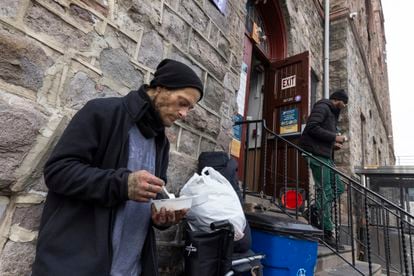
left=316, top=245, right=353, bottom=272
left=315, top=260, right=382, bottom=276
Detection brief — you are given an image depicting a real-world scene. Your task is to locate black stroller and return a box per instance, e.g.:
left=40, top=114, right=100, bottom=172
left=183, top=152, right=265, bottom=276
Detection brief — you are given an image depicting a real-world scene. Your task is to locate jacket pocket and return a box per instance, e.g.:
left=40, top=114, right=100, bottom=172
left=37, top=201, right=63, bottom=244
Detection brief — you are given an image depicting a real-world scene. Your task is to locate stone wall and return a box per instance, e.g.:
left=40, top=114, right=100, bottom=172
left=281, top=0, right=324, bottom=85
left=282, top=0, right=393, bottom=170
left=281, top=0, right=394, bottom=172
left=0, top=0, right=395, bottom=274
left=0, top=0, right=246, bottom=274
left=330, top=0, right=394, bottom=169
left=330, top=19, right=393, bottom=173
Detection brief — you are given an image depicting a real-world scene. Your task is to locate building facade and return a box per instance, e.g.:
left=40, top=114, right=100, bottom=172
left=0, top=0, right=393, bottom=274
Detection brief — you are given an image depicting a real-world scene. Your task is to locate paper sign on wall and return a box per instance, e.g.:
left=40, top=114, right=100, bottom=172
left=230, top=139, right=241, bottom=158
left=280, top=108, right=299, bottom=134
left=233, top=114, right=243, bottom=141
left=236, top=62, right=248, bottom=115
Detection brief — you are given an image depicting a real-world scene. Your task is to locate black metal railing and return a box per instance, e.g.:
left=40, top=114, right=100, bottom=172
left=236, top=119, right=414, bottom=276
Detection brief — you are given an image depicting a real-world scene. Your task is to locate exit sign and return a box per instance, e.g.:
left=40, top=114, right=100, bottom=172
left=281, top=75, right=296, bottom=90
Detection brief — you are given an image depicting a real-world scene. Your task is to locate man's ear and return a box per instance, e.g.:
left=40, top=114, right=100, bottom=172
left=154, top=87, right=161, bottom=95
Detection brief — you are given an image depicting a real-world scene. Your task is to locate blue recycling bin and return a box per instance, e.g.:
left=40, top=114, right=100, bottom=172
left=246, top=212, right=323, bottom=276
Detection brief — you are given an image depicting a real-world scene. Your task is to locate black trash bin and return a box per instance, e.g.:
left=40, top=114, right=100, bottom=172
left=246, top=212, right=323, bottom=276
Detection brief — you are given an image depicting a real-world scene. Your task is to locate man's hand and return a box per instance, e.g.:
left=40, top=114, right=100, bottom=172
left=151, top=205, right=188, bottom=227
left=335, top=135, right=347, bottom=143
left=334, top=142, right=343, bottom=150
left=127, top=170, right=164, bottom=202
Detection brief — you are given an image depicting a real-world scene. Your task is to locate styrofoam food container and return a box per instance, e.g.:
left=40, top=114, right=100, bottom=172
left=152, top=195, right=195, bottom=211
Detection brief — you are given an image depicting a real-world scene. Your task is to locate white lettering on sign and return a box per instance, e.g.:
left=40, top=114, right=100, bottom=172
left=281, top=75, right=296, bottom=90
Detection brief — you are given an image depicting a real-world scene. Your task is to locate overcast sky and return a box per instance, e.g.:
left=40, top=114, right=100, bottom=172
left=381, top=0, right=414, bottom=164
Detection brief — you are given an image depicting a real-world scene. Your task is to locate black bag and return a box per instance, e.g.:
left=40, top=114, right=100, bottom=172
left=184, top=223, right=234, bottom=276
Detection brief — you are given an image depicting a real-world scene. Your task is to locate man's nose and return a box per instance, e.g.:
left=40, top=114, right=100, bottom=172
left=178, top=108, right=188, bottom=118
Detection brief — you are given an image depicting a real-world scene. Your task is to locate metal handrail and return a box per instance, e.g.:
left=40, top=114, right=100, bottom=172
left=237, top=119, right=414, bottom=275
left=236, top=119, right=414, bottom=220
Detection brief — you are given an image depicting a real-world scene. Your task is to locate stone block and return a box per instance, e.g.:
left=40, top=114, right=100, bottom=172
left=221, top=115, right=233, bottom=130
left=0, top=0, right=25, bottom=18
left=110, top=9, right=143, bottom=39
left=204, top=0, right=228, bottom=33
left=24, top=3, right=93, bottom=51
left=194, top=0, right=204, bottom=7
left=138, top=30, right=164, bottom=69
left=28, top=177, right=48, bottom=193
left=181, top=105, right=220, bottom=138
left=223, top=71, right=239, bottom=92
left=69, top=3, right=95, bottom=25
left=190, top=33, right=227, bottom=80
left=215, top=129, right=232, bottom=152
left=0, top=196, right=9, bottom=222
left=165, top=124, right=180, bottom=149
left=220, top=102, right=230, bottom=117
left=0, top=28, right=52, bottom=91
left=179, top=0, right=209, bottom=34
left=167, top=151, right=197, bottom=194
left=63, top=71, right=119, bottom=110
left=165, top=0, right=179, bottom=10
left=104, top=26, right=136, bottom=58
left=204, top=75, right=225, bottom=113
left=41, top=0, right=66, bottom=13
left=12, top=204, right=44, bottom=231
left=217, top=32, right=231, bottom=60
left=231, top=54, right=242, bottom=73
left=229, top=13, right=243, bottom=41
left=209, top=22, right=219, bottom=42
left=161, top=6, right=190, bottom=49
left=178, top=129, right=199, bottom=158
left=0, top=94, right=46, bottom=189
left=78, top=0, right=109, bottom=17
left=125, top=0, right=160, bottom=29
left=99, top=48, right=144, bottom=90
left=168, top=48, right=203, bottom=79
left=0, top=240, right=36, bottom=276
left=200, top=138, right=216, bottom=153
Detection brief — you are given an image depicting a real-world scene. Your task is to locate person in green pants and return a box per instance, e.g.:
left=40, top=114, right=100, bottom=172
left=299, top=89, right=348, bottom=248
left=307, top=156, right=344, bottom=232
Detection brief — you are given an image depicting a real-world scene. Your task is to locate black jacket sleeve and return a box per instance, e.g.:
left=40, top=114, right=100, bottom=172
left=305, top=103, right=336, bottom=143
left=43, top=101, right=130, bottom=207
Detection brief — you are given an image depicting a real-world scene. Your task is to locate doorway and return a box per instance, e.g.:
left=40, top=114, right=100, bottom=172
left=236, top=0, right=311, bottom=202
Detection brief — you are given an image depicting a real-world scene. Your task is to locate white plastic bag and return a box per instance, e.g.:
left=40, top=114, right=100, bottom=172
left=180, top=167, right=246, bottom=241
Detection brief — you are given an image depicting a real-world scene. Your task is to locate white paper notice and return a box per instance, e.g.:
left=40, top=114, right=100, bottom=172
left=237, top=62, right=248, bottom=115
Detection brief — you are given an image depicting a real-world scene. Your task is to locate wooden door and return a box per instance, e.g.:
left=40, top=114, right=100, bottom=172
left=262, top=51, right=310, bottom=197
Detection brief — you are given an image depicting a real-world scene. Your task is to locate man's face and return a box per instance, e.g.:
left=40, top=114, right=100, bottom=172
left=152, top=87, right=200, bottom=127
left=333, top=99, right=347, bottom=110
left=338, top=100, right=347, bottom=109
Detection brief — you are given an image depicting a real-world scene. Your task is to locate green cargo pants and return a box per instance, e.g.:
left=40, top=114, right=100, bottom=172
left=308, top=155, right=344, bottom=232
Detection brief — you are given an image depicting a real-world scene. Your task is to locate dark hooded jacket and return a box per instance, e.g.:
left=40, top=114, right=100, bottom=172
left=32, top=86, right=170, bottom=276
left=299, top=99, right=340, bottom=158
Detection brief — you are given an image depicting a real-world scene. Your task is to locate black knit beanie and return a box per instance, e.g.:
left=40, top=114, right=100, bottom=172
left=329, top=89, right=348, bottom=104
left=149, top=59, right=204, bottom=101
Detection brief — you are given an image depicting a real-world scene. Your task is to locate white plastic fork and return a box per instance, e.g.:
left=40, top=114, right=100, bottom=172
left=162, top=185, right=176, bottom=199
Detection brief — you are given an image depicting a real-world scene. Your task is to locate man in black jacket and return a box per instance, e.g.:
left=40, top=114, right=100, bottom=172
left=32, top=59, right=203, bottom=276
left=299, top=89, right=348, bottom=247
